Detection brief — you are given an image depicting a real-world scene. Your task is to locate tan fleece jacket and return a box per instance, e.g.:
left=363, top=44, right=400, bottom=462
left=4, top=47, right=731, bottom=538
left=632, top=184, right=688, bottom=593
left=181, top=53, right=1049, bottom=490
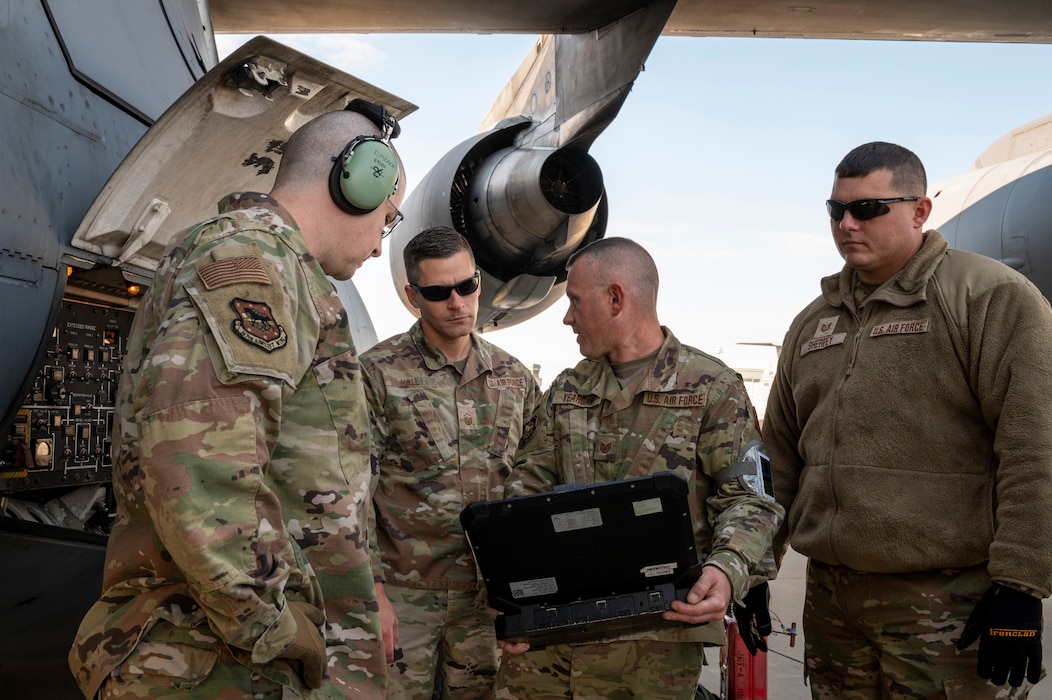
left=764, top=230, right=1052, bottom=597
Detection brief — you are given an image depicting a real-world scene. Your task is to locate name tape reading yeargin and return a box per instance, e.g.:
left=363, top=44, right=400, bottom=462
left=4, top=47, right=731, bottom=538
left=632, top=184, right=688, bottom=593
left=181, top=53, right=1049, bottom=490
left=553, top=391, right=598, bottom=407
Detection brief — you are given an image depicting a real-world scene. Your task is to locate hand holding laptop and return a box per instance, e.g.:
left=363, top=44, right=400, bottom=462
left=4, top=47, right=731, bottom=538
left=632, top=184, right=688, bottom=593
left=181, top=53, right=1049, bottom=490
left=663, top=565, right=732, bottom=626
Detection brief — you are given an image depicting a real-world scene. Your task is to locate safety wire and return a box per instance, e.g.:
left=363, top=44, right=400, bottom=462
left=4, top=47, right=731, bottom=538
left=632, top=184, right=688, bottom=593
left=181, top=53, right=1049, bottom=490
left=768, top=610, right=803, bottom=665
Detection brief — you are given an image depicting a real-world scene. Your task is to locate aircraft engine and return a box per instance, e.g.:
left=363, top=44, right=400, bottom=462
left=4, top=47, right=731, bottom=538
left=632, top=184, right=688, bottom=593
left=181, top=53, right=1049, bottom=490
left=390, top=119, right=607, bottom=331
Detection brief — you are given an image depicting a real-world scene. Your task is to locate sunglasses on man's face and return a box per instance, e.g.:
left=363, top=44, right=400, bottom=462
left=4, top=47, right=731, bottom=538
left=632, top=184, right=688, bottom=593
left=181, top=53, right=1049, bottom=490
left=410, top=271, right=481, bottom=302
left=826, top=197, right=919, bottom=222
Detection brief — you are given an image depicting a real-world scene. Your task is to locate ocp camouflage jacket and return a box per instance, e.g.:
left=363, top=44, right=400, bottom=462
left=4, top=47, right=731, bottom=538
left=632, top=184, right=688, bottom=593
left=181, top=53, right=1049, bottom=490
left=362, top=322, right=540, bottom=590
left=508, top=328, right=783, bottom=645
left=69, top=193, right=383, bottom=698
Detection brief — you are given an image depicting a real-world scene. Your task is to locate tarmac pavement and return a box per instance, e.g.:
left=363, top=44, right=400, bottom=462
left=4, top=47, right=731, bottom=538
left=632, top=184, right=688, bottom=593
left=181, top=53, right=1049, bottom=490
left=699, top=548, right=1052, bottom=699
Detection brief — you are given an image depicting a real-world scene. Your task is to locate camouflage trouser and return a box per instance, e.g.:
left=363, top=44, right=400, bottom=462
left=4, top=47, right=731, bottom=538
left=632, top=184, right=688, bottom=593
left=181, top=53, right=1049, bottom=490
left=99, top=654, right=284, bottom=700
left=385, top=584, right=500, bottom=700
left=96, top=619, right=347, bottom=700
left=96, top=620, right=286, bottom=700
left=805, top=559, right=1040, bottom=699
left=494, top=639, right=705, bottom=700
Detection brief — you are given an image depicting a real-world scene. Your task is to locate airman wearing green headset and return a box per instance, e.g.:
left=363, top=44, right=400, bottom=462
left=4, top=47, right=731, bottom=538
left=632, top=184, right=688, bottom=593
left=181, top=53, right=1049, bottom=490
left=70, top=102, right=405, bottom=699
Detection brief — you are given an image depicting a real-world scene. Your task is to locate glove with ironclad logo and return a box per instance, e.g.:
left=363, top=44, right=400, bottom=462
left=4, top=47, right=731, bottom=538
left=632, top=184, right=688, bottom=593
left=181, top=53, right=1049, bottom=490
left=736, top=582, right=772, bottom=656
left=956, top=584, right=1042, bottom=687
left=281, top=601, right=327, bottom=689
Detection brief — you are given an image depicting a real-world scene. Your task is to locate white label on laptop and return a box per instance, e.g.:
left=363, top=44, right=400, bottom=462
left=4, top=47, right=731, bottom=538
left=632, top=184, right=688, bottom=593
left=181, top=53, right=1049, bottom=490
left=641, top=563, right=677, bottom=578
left=632, top=497, right=664, bottom=516
left=511, top=577, right=559, bottom=598
left=550, top=507, right=603, bottom=532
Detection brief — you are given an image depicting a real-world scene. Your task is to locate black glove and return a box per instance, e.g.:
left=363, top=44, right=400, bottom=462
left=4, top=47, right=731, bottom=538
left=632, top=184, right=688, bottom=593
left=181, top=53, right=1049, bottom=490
left=735, top=582, right=772, bottom=656
left=956, top=584, right=1042, bottom=687
left=281, top=601, right=327, bottom=689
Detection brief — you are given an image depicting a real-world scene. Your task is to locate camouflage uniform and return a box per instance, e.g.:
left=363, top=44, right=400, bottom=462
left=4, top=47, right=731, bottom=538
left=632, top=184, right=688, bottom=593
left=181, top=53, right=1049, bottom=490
left=69, top=193, right=384, bottom=699
left=361, top=322, right=540, bottom=699
left=499, top=328, right=783, bottom=700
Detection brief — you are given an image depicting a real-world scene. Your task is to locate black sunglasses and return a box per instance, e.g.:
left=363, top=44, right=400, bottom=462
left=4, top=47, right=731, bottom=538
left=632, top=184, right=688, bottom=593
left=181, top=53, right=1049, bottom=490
left=826, top=197, right=919, bottom=222
left=410, top=271, right=481, bottom=302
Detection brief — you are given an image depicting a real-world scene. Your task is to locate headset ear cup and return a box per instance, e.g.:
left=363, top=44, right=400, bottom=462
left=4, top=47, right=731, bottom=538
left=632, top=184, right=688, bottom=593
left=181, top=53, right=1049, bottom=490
left=328, top=138, right=399, bottom=214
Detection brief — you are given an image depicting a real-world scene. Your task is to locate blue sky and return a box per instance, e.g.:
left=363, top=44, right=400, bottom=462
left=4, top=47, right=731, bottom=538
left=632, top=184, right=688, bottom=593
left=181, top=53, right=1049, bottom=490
left=216, top=32, right=1052, bottom=386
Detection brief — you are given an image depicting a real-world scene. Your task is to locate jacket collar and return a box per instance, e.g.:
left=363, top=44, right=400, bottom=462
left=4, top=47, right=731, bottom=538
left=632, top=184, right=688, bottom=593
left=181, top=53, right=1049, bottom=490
left=821, top=229, right=949, bottom=310
left=409, top=320, right=491, bottom=378
left=573, top=326, right=684, bottom=398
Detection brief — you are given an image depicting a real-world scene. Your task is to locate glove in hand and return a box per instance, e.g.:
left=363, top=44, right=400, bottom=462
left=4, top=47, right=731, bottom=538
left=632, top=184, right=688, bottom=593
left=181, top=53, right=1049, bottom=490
left=282, top=601, right=327, bottom=689
left=736, top=582, right=773, bottom=656
left=956, top=584, right=1042, bottom=687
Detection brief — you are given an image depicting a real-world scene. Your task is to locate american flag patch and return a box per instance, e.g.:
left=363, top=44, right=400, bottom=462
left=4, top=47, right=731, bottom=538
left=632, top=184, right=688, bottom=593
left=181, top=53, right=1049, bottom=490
left=197, top=255, right=271, bottom=289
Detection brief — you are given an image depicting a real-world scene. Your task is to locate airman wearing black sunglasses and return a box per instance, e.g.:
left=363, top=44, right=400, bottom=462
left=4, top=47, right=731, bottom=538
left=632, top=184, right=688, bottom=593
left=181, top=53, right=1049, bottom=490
left=360, top=226, right=540, bottom=699
left=764, top=141, right=1052, bottom=697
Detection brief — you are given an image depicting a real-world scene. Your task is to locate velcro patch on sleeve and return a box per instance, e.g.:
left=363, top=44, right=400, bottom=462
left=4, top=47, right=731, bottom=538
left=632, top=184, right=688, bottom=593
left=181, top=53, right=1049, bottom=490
left=185, top=271, right=299, bottom=386
left=195, top=243, right=271, bottom=289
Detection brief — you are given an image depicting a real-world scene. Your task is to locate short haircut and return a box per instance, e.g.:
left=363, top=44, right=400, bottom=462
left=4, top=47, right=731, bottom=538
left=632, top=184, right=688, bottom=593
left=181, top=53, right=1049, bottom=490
left=403, top=226, right=476, bottom=283
left=567, top=237, right=659, bottom=307
left=835, top=141, right=927, bottom=195
left=273, top=110, right=384, bottom=192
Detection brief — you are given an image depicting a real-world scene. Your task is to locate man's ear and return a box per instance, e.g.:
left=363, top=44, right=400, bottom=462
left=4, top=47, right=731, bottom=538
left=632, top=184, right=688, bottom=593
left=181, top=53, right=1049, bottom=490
left=405, top=284, right=421, bottom=310
left=609, top=282, right=625, bottom=316
left=913, top=197, right=934, bottom=228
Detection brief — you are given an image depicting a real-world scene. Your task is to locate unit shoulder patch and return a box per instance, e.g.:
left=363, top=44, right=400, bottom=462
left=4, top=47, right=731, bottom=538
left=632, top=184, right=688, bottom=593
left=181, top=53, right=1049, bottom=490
left=230, top=298, right=288, bottom=352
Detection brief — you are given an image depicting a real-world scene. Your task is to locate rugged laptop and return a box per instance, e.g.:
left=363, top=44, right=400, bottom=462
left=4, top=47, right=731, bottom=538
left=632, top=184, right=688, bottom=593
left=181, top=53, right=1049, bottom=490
left=460, top=471, right=702, bottom=646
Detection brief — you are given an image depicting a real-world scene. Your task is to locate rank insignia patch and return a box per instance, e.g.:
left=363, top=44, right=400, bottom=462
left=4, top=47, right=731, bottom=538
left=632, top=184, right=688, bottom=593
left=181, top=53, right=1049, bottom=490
left=230, top=298, right=288, bottom=352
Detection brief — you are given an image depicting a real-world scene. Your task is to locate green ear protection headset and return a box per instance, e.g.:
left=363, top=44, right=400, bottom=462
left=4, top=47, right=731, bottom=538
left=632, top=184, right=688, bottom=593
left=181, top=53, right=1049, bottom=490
left=328, top=98, right=401, bottom=215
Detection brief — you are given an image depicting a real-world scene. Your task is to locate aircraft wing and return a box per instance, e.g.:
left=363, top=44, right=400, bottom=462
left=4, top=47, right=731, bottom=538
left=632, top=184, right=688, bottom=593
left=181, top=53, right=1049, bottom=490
left=208, top=0, right=1052, bottom=43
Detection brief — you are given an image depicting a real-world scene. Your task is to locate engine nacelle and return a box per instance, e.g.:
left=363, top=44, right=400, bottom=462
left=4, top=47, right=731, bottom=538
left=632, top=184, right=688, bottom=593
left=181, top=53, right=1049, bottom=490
left=390, top=120, right=607, bottom=330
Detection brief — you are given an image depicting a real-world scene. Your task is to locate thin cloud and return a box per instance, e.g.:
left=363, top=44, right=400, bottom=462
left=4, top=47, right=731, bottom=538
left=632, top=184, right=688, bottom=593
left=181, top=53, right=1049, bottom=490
left=215, top=33, right=387, bottom=71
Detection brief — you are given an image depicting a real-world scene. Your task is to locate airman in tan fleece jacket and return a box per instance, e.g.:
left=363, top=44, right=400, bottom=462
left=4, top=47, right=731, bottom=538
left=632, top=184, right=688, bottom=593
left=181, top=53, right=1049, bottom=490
left=764, top=141, right=1052, bottom=698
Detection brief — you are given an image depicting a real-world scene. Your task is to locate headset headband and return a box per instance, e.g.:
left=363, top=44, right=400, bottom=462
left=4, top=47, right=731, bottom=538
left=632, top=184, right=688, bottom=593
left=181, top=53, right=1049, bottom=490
left=345, top=98, right=400, bottom=140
